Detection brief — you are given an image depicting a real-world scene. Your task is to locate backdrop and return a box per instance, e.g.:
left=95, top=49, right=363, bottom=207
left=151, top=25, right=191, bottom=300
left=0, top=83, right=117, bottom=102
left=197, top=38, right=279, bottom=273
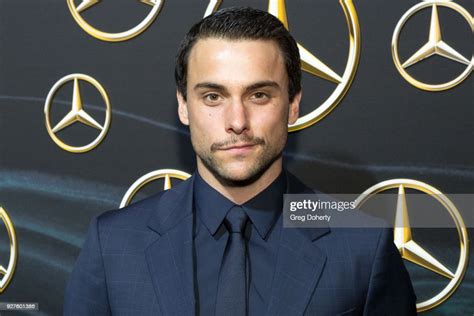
left=0, top=0, right=472, bottom=314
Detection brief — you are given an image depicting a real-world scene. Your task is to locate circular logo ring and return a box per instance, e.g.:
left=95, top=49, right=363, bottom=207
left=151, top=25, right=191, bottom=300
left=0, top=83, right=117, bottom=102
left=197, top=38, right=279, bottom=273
left=354, top=179, right=469, bottom=312
left=120, top=169, right=191, bottom=207
left=0, top=207, right=18, bottom=293
left=391, top=0, right=473, bottom=91
left=290, top=0, right=360, bottom=131
left=67, top=0, right=164, bottom=42
left=44, top=73, right=112, bottom=153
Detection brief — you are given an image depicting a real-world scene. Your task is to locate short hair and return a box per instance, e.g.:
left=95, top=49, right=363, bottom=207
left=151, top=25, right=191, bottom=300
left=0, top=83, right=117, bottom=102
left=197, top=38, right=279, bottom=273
left=174, top=7, right=301, bottom=102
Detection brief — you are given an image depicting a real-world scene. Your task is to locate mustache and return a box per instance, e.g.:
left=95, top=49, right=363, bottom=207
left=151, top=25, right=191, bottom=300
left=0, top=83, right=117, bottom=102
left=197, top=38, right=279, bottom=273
left=211, top=135, right=265, bottom=152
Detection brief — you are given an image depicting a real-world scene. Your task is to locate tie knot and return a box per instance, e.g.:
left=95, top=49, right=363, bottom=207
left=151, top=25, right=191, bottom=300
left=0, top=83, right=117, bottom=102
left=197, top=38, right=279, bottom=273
left=224, top=206, right=249, bottom=233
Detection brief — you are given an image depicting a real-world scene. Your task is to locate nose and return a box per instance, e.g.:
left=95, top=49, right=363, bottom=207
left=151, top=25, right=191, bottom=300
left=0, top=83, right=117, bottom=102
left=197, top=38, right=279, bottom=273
left=225, top=98, right=249, bottom=134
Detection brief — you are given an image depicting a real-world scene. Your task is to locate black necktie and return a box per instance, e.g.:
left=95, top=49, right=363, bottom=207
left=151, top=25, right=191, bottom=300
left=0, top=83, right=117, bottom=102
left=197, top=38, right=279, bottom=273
left=215, top=206, right=249, bottom=316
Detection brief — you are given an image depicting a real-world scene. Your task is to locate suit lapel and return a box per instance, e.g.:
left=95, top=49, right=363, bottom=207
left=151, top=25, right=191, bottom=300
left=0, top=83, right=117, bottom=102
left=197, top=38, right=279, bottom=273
left=145, top=175, right=196, bottom=316
left=265, top=171, right=331, bottom=316
left=265, top=222, right=329, bottom=316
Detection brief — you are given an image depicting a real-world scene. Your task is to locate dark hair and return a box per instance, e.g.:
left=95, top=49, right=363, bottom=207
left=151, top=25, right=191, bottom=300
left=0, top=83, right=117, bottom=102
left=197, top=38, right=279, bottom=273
left=174, top=7, right=301, bottom=102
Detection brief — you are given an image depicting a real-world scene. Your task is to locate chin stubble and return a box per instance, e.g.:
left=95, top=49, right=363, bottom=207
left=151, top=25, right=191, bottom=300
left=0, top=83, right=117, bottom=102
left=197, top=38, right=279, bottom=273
left=197, top=133, right=286, bottom=187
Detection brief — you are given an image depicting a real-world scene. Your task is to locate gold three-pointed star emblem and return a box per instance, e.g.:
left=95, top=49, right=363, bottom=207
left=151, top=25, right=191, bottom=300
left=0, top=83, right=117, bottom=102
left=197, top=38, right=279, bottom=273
left=204, top=0, right=361, bottom=131
left=0, top=207, right=18, bottom=293
left=67, top=0, right=164, bottom=42
left=391, top=0, right=473, bottom=91
left=44, top=74, right=112, bottom=153
left=120, top=169, right=191, bottom=207
left=355, top=179, right=469, bottom=312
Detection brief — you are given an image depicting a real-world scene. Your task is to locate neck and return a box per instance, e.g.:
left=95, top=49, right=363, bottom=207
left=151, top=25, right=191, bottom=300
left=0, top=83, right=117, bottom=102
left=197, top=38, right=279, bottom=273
left=196, top=158, right=283, bottom=205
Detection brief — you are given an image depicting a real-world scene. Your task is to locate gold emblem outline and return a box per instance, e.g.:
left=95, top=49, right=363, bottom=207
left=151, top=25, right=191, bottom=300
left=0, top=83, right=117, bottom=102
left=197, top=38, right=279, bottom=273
left=0, top=207, right=18, bottom=293
left=44, top=73, right=112, bottom=153
left=354, top=179, right=469, bottom=312
left=120, top=169, right=191, bottom=208
left=391, top=0, right=473, bottom=91
left=204, top=0, right=361, bottom=132
left=66, top=0, right=164, bottom=42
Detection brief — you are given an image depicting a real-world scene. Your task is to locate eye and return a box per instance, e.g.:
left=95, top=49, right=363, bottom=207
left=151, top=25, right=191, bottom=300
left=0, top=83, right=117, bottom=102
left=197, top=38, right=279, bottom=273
left=203, top=93, right=222, bottom=104
left=250, top=92, right=270, bottom=103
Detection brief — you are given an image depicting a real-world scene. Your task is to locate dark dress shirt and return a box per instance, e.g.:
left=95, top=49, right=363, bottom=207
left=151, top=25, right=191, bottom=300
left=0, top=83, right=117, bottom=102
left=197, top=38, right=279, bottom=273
left=193, top=169, right=286, bottom=316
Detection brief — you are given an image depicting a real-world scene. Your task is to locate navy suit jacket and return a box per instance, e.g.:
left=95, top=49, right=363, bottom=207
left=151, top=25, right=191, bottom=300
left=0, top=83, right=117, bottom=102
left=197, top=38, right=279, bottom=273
left=64, top=172, right=417, bottom=315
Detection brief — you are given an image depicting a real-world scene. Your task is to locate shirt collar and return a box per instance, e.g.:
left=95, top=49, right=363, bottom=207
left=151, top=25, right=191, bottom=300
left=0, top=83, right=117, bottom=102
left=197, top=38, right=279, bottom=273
left=193, top=169, right=287, bottom=240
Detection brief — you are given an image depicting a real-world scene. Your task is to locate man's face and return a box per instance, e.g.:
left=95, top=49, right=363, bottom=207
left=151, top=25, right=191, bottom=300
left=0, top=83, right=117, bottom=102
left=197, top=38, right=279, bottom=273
left=177, top=38, right=301, bottom=185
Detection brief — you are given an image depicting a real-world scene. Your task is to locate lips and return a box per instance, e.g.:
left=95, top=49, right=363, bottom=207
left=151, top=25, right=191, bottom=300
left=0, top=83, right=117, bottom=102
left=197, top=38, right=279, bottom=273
left=219, top=143, right=257, bottom=154
left=211, top=137, right=265, bottom=153
left=220, top=143, right=255, bottom=150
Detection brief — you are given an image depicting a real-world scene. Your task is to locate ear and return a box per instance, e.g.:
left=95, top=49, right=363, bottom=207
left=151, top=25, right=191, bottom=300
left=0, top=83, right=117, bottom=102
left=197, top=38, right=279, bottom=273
left=177, top=90, right=189, bottom=126
left=288, top=90, right=301, bottom=125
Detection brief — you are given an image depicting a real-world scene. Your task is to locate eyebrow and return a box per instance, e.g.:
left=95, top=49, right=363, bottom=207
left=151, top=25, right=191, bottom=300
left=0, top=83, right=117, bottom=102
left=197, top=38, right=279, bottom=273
left=194, top=82, right=226, bottom=91
left=245, top=81, right=280, bottom=93
left=193, top=80, right=281, bottom=94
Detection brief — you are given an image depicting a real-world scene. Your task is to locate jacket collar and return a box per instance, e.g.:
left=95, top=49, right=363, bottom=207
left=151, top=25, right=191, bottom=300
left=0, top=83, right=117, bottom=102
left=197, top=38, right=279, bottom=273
left=146, top=170, right=330, bottom=240
left=146, top=173, right=196, bottom=235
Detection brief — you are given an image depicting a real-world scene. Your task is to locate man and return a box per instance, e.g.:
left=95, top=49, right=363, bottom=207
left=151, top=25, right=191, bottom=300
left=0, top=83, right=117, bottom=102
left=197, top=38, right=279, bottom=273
left=64, top=7, right=416, bottom=316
